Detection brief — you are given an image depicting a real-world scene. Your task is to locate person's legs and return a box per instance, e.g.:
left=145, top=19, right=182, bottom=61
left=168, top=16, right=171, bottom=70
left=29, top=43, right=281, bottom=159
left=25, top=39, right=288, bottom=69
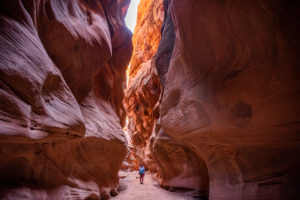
left=140, top=174, right=142, bottom=184
left=141, top=174, right=144, bottom=184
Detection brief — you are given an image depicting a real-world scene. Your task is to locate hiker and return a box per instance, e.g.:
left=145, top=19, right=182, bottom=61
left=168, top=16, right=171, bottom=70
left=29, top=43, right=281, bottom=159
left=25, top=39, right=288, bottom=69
left=139, top=163, right=145, bottom=184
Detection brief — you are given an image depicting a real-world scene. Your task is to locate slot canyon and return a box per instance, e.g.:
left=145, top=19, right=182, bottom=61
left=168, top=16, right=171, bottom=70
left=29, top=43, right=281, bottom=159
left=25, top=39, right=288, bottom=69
left=0, top=0, right=299, bottom=199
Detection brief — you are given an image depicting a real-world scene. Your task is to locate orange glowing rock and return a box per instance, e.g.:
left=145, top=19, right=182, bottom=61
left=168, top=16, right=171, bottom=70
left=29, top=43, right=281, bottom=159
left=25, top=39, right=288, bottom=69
left=129, top=0, right=164, bottom=78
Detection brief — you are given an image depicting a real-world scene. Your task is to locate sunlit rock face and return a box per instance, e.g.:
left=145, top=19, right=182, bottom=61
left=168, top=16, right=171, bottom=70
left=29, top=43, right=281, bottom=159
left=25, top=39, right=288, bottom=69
left=128, top=0, right=164, bottom=77
left=125, top=0, right=209, bottom=192
left=128, top=0, right=300, bottom=199
left=120, top=127, right=140, bottom=171
left=0, top=0, right=132, bottom=199
left=124, top=60, right=161, bottom=172
left=124, top=0, right=163, bottom=172
left=121, top=147, right=140, bottom=172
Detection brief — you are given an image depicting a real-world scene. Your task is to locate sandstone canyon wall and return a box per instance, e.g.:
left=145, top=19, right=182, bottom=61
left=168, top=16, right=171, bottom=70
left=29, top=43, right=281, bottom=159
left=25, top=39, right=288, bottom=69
left=123, top=0, right=163, bottom=172
left=0, top=0, right=132, bottom=199
left=126, top=0, right=300, bottom=199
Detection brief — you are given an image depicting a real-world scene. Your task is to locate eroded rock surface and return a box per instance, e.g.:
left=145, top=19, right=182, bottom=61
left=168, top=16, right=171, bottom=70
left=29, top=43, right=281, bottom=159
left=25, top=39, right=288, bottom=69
left=126, top=0, right=300, bottom=199
left=128, top=0, right=164, bottom=77
left=124, top=60, right=161, bottom=172
left=124, top=0, right=163, bottom=172
left=0, top=0, right=132, bottom=199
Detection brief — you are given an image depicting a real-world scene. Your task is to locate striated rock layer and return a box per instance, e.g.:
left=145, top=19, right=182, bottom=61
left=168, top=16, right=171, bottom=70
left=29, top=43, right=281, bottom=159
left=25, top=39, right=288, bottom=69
left=127, top=0, right=300, bottom=199
left=0, top=0, right=132, bottom=199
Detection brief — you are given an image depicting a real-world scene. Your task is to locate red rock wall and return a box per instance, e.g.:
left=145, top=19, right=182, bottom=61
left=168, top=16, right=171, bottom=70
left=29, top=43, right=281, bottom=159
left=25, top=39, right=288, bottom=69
left=124, top=59, right=161, bottom=172
left=129, top=0, right=164, bottom=77
left=158, top=0, right=300, bottom=199
left=127, top=0, right=300, bottom=199
left=124, top=0, right=163, bottom=172
left=0, top=0, right=132, bottom=199
left=121, top=147, right=140, bottom=172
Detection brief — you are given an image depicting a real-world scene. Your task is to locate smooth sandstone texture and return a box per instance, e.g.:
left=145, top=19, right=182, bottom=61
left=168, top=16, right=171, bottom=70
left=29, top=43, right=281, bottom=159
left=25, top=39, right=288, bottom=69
left=127, top=0, right=300, bottom=199
left=159, top=0, right=300, bottom=199
left=0, top=0, right=132, bottom=199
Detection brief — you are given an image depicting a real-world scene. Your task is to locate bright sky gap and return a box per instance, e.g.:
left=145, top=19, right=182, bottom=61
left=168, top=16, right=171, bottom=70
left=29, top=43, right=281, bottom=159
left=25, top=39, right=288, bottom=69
left=125, top=0, right=140, bottom=33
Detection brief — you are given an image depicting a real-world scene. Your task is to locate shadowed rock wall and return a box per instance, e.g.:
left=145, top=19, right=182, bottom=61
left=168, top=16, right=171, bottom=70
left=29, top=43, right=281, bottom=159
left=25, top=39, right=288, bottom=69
left=126, top=0, right=300, bottom=199
left=0, top=0, right=132, bottom=199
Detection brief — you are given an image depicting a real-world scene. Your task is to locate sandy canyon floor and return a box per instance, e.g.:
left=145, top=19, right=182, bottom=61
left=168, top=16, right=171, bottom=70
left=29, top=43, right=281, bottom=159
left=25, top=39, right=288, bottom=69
left=113, top=172, right=204, bottom=200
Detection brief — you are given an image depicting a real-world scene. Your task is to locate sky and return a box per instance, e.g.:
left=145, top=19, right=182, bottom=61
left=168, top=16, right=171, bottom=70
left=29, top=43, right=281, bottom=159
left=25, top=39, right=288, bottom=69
left=125, top=0, right=140, bottom=87
left=125, top=0, right=141, bottom=33
left=124, top=1, right=141, bottom=131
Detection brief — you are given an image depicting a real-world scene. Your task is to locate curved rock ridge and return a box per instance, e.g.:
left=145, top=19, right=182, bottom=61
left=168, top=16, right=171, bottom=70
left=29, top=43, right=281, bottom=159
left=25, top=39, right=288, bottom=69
left=126, top=0, right=300, bottom=199
left=0, top=0, right=132, bottom=199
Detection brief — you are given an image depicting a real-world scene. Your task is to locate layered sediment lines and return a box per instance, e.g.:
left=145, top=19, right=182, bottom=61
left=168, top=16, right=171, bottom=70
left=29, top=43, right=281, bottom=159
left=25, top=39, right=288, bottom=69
left=0, top=0, right=132, bottom=199
left=126, top=0, right=300, bottom=199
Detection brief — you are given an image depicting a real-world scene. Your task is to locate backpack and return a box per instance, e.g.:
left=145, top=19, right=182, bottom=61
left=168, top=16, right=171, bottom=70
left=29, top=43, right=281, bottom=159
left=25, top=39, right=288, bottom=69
left=139, top=166, right=145, bottom=175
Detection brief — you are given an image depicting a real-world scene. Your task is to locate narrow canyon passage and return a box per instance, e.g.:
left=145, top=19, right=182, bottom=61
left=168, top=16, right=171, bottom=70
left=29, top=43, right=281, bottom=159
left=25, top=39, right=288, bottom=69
left=0, top=0, right=300, bottom=200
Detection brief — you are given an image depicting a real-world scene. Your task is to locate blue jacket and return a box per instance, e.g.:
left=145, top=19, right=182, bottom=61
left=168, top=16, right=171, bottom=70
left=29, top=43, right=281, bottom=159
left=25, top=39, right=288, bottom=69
left=139, top=166, right=145, bottom=175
